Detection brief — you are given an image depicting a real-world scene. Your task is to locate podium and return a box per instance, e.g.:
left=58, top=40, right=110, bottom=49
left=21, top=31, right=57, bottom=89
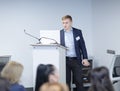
left=31, top=44, right=67, bottom=87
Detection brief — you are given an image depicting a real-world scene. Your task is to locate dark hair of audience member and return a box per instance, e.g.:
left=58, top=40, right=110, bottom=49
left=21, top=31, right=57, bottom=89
left=0, top=77, right=10, bottom=91
left=88, top=66, right=114, bottom=91
left=35, top=64, right=55, bottom=91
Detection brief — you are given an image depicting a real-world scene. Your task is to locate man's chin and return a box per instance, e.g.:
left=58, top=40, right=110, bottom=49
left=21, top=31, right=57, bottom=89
left=64, top=28, right=68, bottom=30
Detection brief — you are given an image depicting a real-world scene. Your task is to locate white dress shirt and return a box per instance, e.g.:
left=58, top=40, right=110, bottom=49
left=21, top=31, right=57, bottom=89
left=64, top=28, right=77, bottom=57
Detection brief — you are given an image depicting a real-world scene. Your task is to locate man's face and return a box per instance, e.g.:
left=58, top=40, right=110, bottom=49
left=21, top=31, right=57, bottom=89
left=62, top=18, right=72, bottom=30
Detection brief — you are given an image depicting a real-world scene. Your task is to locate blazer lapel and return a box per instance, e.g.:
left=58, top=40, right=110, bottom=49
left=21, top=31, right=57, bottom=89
left=72, top=28, right=77, bottom=48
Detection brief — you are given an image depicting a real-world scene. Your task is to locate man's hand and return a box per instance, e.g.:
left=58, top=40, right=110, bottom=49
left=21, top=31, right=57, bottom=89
left=82, top=59, right=90, bottom=66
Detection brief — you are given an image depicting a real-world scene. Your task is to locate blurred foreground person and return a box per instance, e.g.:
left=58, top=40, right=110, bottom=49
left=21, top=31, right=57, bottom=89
left=35, top=64, right=59, bottom=91
left=1, top=61, right=26, bottom=91
left=88, top=66, right=114, bottom=91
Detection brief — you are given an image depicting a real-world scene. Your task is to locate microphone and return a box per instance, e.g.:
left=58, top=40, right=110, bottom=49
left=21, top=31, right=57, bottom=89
left=24, top=29, right=58, bottom=44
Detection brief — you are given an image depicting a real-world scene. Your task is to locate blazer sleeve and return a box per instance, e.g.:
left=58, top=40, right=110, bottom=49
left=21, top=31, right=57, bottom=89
left=79, top=30, right=88, bottom=59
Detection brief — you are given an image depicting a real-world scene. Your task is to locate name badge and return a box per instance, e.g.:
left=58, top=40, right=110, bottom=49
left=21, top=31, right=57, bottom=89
left=76, top=36, right=80, bottom=41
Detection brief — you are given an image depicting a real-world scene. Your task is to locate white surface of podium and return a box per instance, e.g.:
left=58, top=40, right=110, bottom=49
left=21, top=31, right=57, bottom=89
left=32, top=44, right=66, bottom=88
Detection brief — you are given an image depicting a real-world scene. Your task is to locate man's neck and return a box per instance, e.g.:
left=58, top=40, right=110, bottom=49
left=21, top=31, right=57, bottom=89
left=65, top=27, right=72, bottom=32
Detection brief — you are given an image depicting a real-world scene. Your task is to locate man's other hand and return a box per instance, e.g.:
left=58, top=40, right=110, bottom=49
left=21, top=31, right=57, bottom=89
left=82, top=59, right=90, bottom=66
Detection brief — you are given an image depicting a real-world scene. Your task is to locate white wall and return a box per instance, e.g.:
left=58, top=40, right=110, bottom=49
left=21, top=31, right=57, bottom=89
left=0, top=0, right=93, bottom=87
left=92, top=0, right=120, bottom=90
left=92, top=0, right=120, bottom=68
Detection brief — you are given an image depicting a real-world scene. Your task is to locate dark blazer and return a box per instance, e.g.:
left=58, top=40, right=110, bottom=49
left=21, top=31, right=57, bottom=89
left=10, top=83, right=26, bottom=91
left=60, top=27, right=88, bottom=62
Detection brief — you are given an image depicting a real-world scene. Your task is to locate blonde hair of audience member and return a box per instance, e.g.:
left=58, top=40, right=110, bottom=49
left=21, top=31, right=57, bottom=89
left=1, top=61, right=23, bottom=84
left=39, top=83, right=69, bottom=91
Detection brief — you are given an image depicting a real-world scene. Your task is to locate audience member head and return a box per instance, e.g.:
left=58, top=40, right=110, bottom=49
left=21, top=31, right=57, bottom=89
left=35, top=64, right=59, bottom=91
left=0, top=77, right=10, bottom=91
left=88, top=66, right=114, bottom=91
left=1, top=61, right=24, bottom=84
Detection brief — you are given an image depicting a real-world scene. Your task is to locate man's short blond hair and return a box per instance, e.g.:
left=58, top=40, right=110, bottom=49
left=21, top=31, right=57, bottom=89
left=1, top=61, right=23, bottom=84
left=62, top=15, right=72, bottom=21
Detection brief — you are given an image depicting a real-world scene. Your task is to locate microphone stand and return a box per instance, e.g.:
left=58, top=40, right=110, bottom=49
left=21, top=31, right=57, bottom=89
left=24, top=29, right=41, bottom=44
left=24, top=29, right=58, bottom=44
left=39, top=37, right=58, bottom=44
